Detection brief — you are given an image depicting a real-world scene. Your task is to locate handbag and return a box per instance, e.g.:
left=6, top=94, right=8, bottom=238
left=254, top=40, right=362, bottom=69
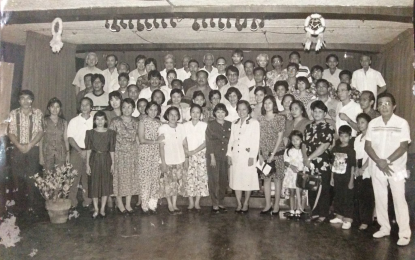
left=296, top=171, right=321, bottom=191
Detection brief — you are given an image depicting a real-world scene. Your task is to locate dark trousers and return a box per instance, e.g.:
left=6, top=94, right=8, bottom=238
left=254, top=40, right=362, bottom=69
left=10, top=147, right=40, bottom=209
left=207, top=158, right=228, bottom=207
left=333, top=173, right=354, bottom=219
left=308, top=171, right=331, bottom=218
left=354, top=176, right=375, bottom=225
left=69, top=151, right=92, bottom=207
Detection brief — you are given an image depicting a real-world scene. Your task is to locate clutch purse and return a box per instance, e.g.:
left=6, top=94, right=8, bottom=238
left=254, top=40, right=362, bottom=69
left=296, top=171, right=321, bottom=191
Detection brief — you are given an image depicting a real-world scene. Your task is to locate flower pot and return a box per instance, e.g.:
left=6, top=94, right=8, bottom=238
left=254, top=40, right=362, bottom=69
left=45, top=199, right=71, bottom=224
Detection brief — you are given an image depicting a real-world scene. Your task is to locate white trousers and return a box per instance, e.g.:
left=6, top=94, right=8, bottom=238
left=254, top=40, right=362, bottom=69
left=372, top=171, right=411, bottom=239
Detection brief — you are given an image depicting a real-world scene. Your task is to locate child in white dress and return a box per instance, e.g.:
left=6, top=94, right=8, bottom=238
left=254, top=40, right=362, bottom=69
left=283, top=130, right=304, bottom=219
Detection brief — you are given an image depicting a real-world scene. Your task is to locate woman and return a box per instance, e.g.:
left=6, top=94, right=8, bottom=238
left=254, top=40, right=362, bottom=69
left=159, top=106, right=188, bottom=214
left=227, top=100, right=260, bottom=213
left=206, top=103, right=232, bottom=213
left=109, top=98, right=140, bottom=214
left=224, top=87, right=242, bottom=122
left=256, top=53, right=269, bottom=69
left=151, top=89, right=166, bottom=108
left=161, top=89, right=189, bottom=123
left=302, top=100, right=335, bottom=223
left=137, top=101, right=164, bottom=213
left=136, top=58, right=166, bottom=89
left=293, top=76, right=316, bottom=109
left=207, top=90, right=221, bottom=121
left=283, top=100, right=312, bottom=146
left=258, top=96, right=286, bottom=215
left=286, top=63, right=299, bottom=93
left=251, top=87, right=266, bottom=119
left=266, top=55, right=288, bottom=88
left=40, top=97, right=69, bottom=172
left=182, top=104, right=209, bottom=210
left=279, top=94, right=295, bottom=121
left=105, top=91, right=122, bottom=124
left=274, top=81, right=289, bottom=112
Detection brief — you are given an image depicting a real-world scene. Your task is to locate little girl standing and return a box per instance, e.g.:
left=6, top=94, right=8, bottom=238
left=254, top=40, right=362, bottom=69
left=282, top=130, right=304, bottom=219
left=86, top=111, right=116, bottom=219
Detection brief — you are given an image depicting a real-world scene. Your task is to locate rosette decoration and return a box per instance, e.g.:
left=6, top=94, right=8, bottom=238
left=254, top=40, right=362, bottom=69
left=50, top=18, right=64, bottom=53
left=303, top=14, right=326, bottom=52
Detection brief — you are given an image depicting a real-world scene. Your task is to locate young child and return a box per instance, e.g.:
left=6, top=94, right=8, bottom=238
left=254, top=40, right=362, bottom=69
left=85, top=111, right=116, bottom=219
left=181, top=104, right=209, bottom=210
left=359, top=90, right=380, bottom=119
left=330, top=125, right=356, bottom=229
left=353, top=113, right=375, bottom=230
left=282, top=130, right=304, bottom=219
left=231, top=49, right=246, bottom=79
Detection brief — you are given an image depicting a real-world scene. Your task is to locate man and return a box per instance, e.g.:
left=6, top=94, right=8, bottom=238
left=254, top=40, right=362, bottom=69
left=102, top=54, right=119, bottom=93
left=200, top=53, right=218, bottom=75
left=288, top=51, right=311, bottom=81
left=160, top=53, right=176, bottom=84
left=208, top=57, right=227, bottom=90
left=72, top=52, right=102, bottom=95
left=365, top=92, right=411, bottom=246
left=139, top=70, right=169, bottom=104
left=220, top=65, right=249, bottom=105
left=176, top=55, right=191, bottom=81
left=8, top=90, right=43, bottom=214
left=117, top=73, right=130, bottom=100
left=128, top=84, right=141, bottom=117
left=84, top=74, right=109, bottom=112
left=335, top=83, right=361, bottom=136
left=239, top=60, right=256, bottom=90
left=307, top=79, right=339, bottom=126
left=118, top=62, right=130, bottom=74
left=322, top=54, right=342, bottom=90
left=185, top=70, right=212, bottom=107
left=231, top=49, right=246, bottom=79
left=248, top=67, right=272, bottom=105
left=76, top=73, right=94, bottom=112
left=67, top=97, right=93, bottom=209
left=183, top=59, right=199, bottom=94
left=352, top=54, right=386, bottom=98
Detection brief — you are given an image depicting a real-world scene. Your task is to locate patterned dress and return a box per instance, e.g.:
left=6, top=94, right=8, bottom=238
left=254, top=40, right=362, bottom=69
left=293, top=92, right=316, bottom=109
left=258, top=115, right=286, bottom=179
left=266, top=69, right=288, bottom=89
left=282, top=148, right=304, bottom=189
left=42, top=117, right=67, bottom=172
left=109, top=117, right=140, bottom=197
left=138, top=117, right=162, bottom=211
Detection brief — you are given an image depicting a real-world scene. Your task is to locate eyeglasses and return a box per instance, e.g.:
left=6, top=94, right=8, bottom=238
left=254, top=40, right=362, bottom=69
left=378, top=102, right=392, bottom=108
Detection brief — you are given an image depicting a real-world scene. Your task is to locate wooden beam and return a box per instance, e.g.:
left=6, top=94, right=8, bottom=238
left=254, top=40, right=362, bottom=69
left=5, top=5, right=412, bottom=24
left=76, top=43, right=382, bottom=53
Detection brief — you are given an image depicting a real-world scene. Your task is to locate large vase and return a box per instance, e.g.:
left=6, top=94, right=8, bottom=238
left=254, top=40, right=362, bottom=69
left=45, top=199, right=71, bottom=224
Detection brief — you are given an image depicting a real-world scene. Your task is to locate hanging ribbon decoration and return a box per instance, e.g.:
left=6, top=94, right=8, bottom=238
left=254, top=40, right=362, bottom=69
left=303, top=14, right=326, bottom=52
left=50, top=18, right=64, bottom=53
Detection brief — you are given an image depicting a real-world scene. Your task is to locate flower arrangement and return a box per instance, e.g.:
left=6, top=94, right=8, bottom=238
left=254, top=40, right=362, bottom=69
left=30, top=164, right=78, bottom=201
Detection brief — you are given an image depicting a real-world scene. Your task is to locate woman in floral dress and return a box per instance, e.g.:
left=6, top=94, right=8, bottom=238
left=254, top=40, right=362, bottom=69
left=181, top=104, right=209, bottom=210
left=258, top=96, right=286, bottom=215
left=292, top=77, right=316, bottom=109
left=109, top=98, right=139, bottom=214
left=302, top=100, right=335, bottom=223
left=138, top=101, right=163, bottom=213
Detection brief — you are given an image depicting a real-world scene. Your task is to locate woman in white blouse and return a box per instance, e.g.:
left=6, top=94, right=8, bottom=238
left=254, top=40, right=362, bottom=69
left=224, top=87, right=242, bottom=122
left=159, top=106, right=188, bottom=214
left=227, top=100, right=260, bottom=213
left=181, top=104, right=209, bottom=211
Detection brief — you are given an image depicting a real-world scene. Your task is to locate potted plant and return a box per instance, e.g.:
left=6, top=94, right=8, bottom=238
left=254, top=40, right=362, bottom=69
left=30, top=164, right=78, bottom=224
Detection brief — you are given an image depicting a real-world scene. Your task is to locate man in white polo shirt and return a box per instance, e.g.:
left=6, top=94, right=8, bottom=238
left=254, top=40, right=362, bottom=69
left=352, top=54, right=386, bottom=98
left=364, top=92, right=411, bottom=246
left=102, top=54, right=119, bottom=93
left=335, top=83, right=362, bottom=136
left=67, top=97, right=94, bottom=208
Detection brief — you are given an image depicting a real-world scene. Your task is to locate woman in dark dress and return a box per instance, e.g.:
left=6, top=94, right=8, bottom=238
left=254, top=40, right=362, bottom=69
left=302, top=100, right=335, bottom=223
left=205, top=103, right=232, bottom=213
left=85, top=111, right=116, bottom=218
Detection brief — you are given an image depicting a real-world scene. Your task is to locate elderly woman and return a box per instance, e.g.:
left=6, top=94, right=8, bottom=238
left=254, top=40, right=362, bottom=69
left=159, top=106, right=188, bottom=214
left=258, top=96, right=286, bottom=215
left=266, top=55, right=288, bottom=88
left=109, top=98, right=140, bottom=214
left=105, top=91, right=122, bottom=124
left=206, top=103, right=232, bottom=213
left=137, top=101, right=164, bottom=213
left=256, top=53, right=269, bottom=69
left=224, top=87, right=242, bottom=122
left=302, top=100, right=335, bottom=223
left=283, top=100, right=312, bottom=145
left=293, top=76, right=316, bottom=109
left=227, top=100, right=260, bottom=213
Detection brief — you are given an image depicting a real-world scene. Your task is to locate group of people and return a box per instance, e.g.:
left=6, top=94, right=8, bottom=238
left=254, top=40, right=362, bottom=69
left=8, top=49, right=411, bottom=246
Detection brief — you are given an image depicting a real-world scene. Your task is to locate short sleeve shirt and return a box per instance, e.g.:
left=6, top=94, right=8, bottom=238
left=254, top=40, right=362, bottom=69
left=335, top=100, right=362, bottom=136
left=8, top=108, right=43, bottom=145
left=331, top=145, right=356, bottom=175
left=72, top=67, right=102, bottom=91
left=67, top=114, right=94, bottom=148
left=354, top=133, right=370, bottom=179
left=183, top=121, right=207, bottom=151
left=366, top=114, right=411, bottom=177
left=322, top=68, right=342, bottom=90
left=351, top=67, right=386, bottom=97
left=158, top=124, right=186, bottom=165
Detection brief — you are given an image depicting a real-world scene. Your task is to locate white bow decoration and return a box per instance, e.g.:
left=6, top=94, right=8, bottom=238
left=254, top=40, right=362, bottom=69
left=303, top=14, right=326, bottom=52
left=50, top=18, right=64, bottom=53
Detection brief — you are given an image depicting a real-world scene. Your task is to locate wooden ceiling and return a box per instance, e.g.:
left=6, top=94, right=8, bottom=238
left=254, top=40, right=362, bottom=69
left=1, top=0, right=413, bottom=52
